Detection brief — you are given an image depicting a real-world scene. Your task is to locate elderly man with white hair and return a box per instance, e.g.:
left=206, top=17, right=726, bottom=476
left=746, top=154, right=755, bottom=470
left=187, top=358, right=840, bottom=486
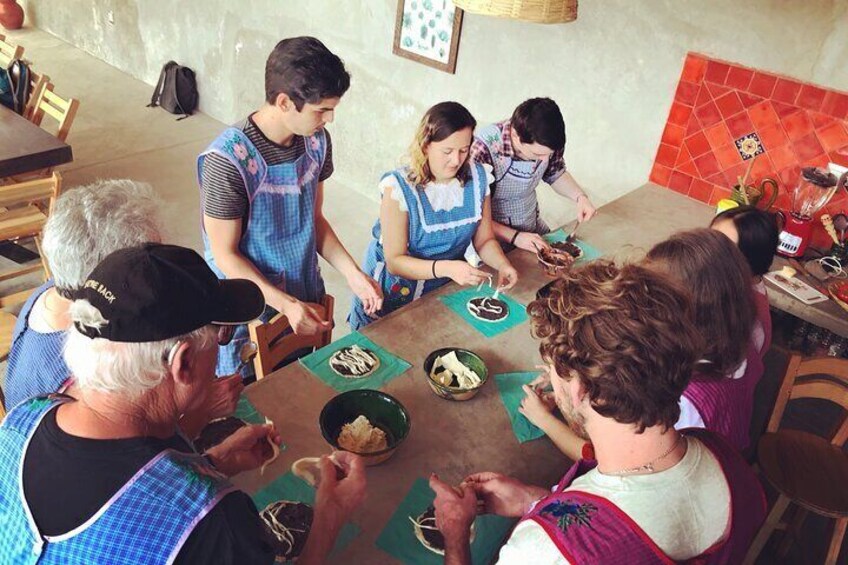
left=0, top=243, right=366, bottom=564
left=5, top=180, right=163, bottom=408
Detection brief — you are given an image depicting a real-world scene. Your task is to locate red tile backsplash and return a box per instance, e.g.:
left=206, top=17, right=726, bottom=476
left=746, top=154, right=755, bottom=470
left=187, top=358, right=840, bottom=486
left=695, top=101, right=722, bottom=128
left=725, top=67, right=754, bottom=91
left=652, top=53, right=848, bottom=247
left=798, top=85, right=827, bottom=112
left=715, top=92, right=744, bottom=120
left=773, top=78, right=802, bottom=104
left=749, top=72, right=777, bottom=98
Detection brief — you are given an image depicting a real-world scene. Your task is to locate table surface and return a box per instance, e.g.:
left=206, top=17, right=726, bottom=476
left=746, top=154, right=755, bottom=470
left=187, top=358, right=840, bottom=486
left=235, top=182, right=848, bottom=563
left=0, top=105, right=73, bottom=177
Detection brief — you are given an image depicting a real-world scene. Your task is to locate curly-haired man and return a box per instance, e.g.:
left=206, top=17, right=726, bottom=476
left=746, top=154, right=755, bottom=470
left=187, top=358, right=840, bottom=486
left=430, top=261, right=766, bottom=564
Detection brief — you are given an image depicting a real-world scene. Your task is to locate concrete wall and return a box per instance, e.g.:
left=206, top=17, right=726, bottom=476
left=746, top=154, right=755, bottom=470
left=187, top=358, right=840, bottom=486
left=20, top=0, right=848, bottom=228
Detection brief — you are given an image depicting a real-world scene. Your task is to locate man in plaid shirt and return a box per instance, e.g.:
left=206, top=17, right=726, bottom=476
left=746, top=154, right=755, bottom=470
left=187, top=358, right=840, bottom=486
left=471, top=98, right=596, bottom=252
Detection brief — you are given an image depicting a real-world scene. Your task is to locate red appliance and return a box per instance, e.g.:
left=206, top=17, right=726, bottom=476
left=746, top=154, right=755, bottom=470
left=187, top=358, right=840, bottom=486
left=777, top=167, right=846, bottom=257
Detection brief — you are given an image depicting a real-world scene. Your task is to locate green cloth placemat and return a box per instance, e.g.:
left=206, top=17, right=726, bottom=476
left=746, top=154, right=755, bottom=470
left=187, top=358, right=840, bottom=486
left=494, top=372, right=546, bottom=443
left=376, top=477, right=515, bottom=564
left=234, top=394, right=265, bottom=424
left=542, top=231, right=603, bottom=263
left=252, top=471, right=359, bottom=558
left=439, top=287, right=528, bottom=338
left=299, top=331, right=411, bottom=393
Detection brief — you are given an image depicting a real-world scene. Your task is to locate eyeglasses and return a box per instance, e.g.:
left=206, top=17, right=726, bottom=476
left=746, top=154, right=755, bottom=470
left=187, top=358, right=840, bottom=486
left=215, top=324, right=236, bottom=346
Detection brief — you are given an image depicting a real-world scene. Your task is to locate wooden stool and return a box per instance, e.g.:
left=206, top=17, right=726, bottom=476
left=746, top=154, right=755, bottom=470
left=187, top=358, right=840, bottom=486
left=743, top=355, right=848, bottom=565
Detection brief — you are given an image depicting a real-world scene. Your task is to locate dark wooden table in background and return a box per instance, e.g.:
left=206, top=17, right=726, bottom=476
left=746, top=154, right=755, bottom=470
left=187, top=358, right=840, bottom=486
left=0, top=105, right=72, bottom=177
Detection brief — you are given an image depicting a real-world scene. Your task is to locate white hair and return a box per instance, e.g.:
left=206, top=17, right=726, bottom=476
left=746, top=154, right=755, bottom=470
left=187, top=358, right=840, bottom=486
left=42, top=179, right=164, bottom=295
left=64, top=300, right=217, bottom=397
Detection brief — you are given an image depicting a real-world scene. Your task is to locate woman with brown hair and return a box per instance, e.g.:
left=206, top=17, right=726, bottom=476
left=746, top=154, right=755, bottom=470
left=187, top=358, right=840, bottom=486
left=644, top=229, right=761, bottom=450
left=520, top=229, right=762, bottom=456
left=349, top=102, right=517, bottom=328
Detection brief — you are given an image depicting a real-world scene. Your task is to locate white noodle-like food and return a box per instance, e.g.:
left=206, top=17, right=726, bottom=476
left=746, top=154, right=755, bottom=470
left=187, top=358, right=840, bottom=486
left=260, top=501, right=309, bottom=559
left=260, top=417, right=280, bottom=475
left=329, top=345, right=378, bottom=377
left=337, top=415, right=388, bottom=453
left=430, top=351, right=481, bottom=389
left=409, top=510, right=476, bottom=556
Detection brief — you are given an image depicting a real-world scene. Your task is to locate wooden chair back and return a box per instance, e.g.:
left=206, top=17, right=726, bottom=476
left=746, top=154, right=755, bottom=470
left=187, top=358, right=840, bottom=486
left=23, top=69, right=49, bottom=121
left=30, top=83, right=79, bottom=143
left=0, top=34, right=22, bottom=67
left=766, top=354, right=848, bottom=446
left=248, top=294, right=335, bottom=380
left=0, top=173, right=62, bottom=307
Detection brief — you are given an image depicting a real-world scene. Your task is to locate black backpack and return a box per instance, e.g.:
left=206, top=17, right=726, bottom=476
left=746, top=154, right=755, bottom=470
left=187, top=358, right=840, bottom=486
left=0, top=59, right=31, bottom=115
left=147, top=61, right=198, bottom=120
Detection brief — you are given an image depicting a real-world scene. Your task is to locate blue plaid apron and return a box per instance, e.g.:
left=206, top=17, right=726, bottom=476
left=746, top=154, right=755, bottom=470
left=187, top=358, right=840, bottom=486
left=0, top=396, right=236, bottom=565
left=199, top=128, right=327, bottom=375
left=348, top=163, right=488, bottom=329
left=5, top=280, right=69, bottom=410
left=477, top=122, right=550, bottom=234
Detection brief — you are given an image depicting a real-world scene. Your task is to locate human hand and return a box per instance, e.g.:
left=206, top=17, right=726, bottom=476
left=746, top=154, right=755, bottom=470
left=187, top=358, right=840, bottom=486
left=205, top=423, right=281, bottom=476
left=496, top=263, right=518, bottom=290
left=205, top=374, right=244, bottom=420
left=514, top=232, right=550, bottom=253
left=281, top=299, right=332, bottom=336
left=314, top=451, right=367, bottom=531
left=575, top=194, right=596, bottom=223
left=430, top=474, right=478, bottom=546
left=444, top=261, right=490, bottom=286
left=347, top=270, right=384, bottom=316
left=519, top=384, right=557, bottom=427
left=463, top=472, right=547, bottom=517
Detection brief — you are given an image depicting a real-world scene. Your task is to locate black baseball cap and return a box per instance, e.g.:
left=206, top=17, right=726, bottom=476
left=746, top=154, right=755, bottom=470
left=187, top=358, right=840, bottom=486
left=74, top=243, right=265, bottom=342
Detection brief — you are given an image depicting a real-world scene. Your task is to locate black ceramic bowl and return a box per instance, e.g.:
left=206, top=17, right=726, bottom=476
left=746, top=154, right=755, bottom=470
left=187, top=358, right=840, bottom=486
left=319, top=389, right=410, bottom=465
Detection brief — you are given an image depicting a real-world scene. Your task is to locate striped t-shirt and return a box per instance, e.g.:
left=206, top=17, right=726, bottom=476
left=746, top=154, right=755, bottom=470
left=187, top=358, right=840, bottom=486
left=200, top=114, right=334, bottom=221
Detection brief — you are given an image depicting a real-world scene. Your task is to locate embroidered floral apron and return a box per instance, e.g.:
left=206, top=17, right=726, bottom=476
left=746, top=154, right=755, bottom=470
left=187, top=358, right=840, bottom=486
left=199, top=128, right=326, bottom=375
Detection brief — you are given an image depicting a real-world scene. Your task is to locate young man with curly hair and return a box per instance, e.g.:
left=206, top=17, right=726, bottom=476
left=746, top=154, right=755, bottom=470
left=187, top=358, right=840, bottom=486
left=430, top=261, right=765, bottom=564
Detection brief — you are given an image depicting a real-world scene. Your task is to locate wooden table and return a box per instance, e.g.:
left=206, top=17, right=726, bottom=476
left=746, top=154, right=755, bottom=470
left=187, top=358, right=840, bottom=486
left=0, top=105, right=72, bottom=177
left=235, top=182, right=848, bottom=563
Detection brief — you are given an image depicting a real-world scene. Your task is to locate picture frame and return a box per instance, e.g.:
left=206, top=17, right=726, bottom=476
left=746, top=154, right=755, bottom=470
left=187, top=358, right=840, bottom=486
left=392, top=0, right=464, bottom=74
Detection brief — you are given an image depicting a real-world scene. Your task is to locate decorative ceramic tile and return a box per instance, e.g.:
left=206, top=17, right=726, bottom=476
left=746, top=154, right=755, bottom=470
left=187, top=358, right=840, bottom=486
left=734, top=133, right=764, bottom=160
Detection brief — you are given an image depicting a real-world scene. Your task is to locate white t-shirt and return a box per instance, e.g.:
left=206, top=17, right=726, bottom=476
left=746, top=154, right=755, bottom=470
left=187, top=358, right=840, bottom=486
left=496, top=437, right=731, bottom=564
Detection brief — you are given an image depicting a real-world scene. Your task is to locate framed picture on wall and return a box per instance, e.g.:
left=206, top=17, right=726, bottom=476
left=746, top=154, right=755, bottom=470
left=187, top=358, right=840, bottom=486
left=393, top=0, right=463, bottom=74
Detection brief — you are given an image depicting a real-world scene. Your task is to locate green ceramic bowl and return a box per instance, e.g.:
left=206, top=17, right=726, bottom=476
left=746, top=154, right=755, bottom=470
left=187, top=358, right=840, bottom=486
left=319, top=390, right=410, bottom=465
left=423, top=348, right=488, bottom=401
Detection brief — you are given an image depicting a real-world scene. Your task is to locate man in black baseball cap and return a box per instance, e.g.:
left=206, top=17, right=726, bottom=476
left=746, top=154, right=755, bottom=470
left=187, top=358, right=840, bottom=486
left=0, top=243, right=367, bottom=563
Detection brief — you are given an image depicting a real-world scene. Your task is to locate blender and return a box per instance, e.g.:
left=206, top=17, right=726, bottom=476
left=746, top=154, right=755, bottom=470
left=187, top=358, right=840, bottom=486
left=777, top=167, right=848, bottom=257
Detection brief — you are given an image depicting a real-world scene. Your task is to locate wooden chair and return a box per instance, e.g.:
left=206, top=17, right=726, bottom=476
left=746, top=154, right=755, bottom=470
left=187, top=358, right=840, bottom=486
left=29, top=83, right=79, bottom=143
left=248, top=295, right=334, bottom=380
left=0, top=34, right=23, bottom=67
left=23, top=69, right=50, bottom=121
left=0, top=173, right=61, bottom=307
left=743, top=354, right=848, bottom=565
